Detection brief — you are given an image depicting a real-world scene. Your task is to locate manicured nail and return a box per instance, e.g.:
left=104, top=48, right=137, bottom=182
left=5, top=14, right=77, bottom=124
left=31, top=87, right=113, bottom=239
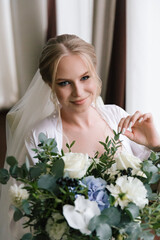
left=129, top=121, right=133, bottom=129
left=118, top=127, right=121, bottom=133
left=138, top=117, right=143, bottom=123
left=122, top=128, right=126, bottom=134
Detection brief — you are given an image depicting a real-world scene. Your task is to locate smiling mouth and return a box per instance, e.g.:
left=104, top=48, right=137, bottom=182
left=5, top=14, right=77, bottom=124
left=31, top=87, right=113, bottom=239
left=71, top=96, right=89, bottom=105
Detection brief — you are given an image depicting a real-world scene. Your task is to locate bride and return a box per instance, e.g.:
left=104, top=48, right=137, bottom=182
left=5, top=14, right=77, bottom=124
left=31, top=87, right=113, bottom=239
left=0, top=34, right=160, bottom=239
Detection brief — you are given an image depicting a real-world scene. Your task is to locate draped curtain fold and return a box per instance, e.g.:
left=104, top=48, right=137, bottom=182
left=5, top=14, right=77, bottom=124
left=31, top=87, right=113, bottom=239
left=0, top=0, right=19, bottom=109
left=0, top=0, right=48, bottom=167
left=47, top=0, right=57, bottom=40
left=126, top=0, right=160, bottom=133
left=55, top=0, right=93, bottom=43
left=105, top=0, right=126, bottom=109
left=92, top=0, right=116, bottom=101
left=92, top=0, right=126, bottom=109
left=0, top=0, right=48, bottom=110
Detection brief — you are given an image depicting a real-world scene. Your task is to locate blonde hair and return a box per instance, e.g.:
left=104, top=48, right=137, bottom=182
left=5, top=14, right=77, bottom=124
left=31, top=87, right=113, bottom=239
left=39, top=34, right=102, bottom=96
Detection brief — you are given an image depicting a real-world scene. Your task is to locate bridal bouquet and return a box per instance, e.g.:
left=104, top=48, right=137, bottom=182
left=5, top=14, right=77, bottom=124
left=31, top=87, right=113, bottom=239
left=0, top=132, right=160, bottom=240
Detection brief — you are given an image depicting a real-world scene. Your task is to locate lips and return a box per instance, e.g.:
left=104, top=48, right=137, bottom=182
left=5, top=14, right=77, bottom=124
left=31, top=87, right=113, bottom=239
left=71, top=96, right=89, bottom=105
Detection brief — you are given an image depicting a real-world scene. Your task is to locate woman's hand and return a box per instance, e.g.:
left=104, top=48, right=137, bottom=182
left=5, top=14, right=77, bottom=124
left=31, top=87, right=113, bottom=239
left=118, top=111, right=160, bottom=151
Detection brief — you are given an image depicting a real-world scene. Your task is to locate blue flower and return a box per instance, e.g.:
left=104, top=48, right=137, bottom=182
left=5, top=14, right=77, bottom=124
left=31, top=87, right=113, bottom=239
left=82, top=176, right=110, bottom=211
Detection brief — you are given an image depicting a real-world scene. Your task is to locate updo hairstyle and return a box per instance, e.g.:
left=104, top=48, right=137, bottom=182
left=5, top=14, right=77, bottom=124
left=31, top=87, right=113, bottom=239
left=39, top=34, right=101, bottom=96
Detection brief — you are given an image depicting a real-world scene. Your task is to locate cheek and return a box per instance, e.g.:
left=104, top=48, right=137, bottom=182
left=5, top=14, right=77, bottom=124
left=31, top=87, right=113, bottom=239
left=87, top=80, right=98, bottom=94
left=54, top=87, right=62, bottom=100
left=54, top=87, right=68, bottom=102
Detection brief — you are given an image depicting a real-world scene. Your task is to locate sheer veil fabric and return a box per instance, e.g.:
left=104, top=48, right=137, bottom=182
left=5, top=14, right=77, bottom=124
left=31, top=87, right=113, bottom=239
left=0, top=70, right=55, bottom=239
left=6, top=70, right=55, bottom=162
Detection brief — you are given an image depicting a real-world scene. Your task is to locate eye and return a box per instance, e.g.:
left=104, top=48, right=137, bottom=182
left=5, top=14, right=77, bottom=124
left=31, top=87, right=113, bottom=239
left=81, top=75, right=90, bottom=81
left=57, top=81, right=70, bottom=87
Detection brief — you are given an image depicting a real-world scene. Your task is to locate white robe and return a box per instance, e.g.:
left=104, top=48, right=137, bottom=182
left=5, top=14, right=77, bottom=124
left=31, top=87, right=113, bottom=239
left=26, top=104, right=151, bottom=162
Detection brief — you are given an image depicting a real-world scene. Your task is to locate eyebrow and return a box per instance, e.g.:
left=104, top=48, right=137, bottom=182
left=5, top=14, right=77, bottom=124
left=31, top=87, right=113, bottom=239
left=55, top=71, right=89, bottom=82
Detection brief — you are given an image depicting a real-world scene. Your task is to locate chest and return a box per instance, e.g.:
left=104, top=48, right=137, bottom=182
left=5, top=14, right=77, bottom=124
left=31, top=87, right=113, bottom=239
left=62, top=119, right=114, bottom=157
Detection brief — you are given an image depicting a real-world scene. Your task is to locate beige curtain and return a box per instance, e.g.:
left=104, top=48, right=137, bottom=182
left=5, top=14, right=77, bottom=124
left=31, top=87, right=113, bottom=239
left=92, top=0, right=116, bottom=100
left=56, top=0, right=93, bottom=43
left=0, top=0, right=48, bottom=109
left=0, top=0, right=19, bottom=109
left=126, top=0, right=160, bottom=133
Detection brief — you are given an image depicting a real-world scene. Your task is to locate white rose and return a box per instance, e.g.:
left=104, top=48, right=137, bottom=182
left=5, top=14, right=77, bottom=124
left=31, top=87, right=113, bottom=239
left=115, top=151, right=141, bottom=170
left=62, top=152, right=91, bottom=179
left=9, top=183, right=29, bottom=208
left=63, top=195, right=100, bottom=235
left=46, top=213, right=68, bottom=240
left=107, top=176, right=148, bottom=209
left=114, top=151, right=146, bottom=177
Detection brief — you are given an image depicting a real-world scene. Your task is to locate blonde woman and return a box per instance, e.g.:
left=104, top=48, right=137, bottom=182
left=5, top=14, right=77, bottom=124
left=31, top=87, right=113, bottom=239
left=1, top=34, right=160, bottom=239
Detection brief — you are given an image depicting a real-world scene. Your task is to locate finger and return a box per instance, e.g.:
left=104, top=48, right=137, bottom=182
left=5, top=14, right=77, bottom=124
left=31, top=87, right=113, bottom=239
left=118, top=117, right=126, bottom=133
left=131, top=112, right=153, bottom=127
left=129, top=111, right=143, bottom=126
left=118, top=116, right=132, bottom=134
left=140, top=112, right=153, bottom=122
left=118, top=111, right=144, bottom=134
left=123, top=129, right=135, bottom=141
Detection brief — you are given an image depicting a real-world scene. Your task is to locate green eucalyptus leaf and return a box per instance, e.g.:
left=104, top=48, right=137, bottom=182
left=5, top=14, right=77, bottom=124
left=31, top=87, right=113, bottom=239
left=96, top=223, right=112, bottom=240
left=122, top=222, right=141, bottom=240
left=102, top=206, right=121, bottom=226
left=138, top=230, right=154, bottom=240
left=142, top=160, right=158, bottom=175
left=66, top=143, right=70, bottom=149
left=32, top=234, right=49, bottom=240
left=9, top=165, right=19, bottom=178
left=114, top=132, right=120, bottom=141
left=7, top=156, right=18, bottom=167
left=38, top=132, right=47, bottom=143
left=118, top=212, right=132, bottom=228
left=13, top=207, right=23, bottom=221
left=50, top=158, right=64, bottom=179
left=21, top=233, right=33, bottom=240
left=46, top=138, right=54, bottom=146
left=142, top=160, right=159, bottom=184
left=25, top=157, right=30, bottom=171
left=18, top=163, right=29, bottom=178
left=149, top=173, right=160, bottom=184
left=38, top=174, right=59, bottom=193
left=144, top=184, right=154, bottom=200
left=51, top=139, right=57, bottom=148
left=156, top=229, right=160, bottom=236
left=149, top=152, right=158, bottom=161
left=0, top=168, right=10, bottom=184
left=88, top=215, right=108, bottom=232
left=124, top=203, right=139, bottom=220
left=22, top=200, right=31, bottom=215
left=29, top=165, right=44, bottom=179
left=70, top=140, right=75, bottom=148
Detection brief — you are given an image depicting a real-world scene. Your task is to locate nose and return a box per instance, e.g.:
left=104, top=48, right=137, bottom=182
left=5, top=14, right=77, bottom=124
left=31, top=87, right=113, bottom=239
left=72, top=82, right=83, bottom=97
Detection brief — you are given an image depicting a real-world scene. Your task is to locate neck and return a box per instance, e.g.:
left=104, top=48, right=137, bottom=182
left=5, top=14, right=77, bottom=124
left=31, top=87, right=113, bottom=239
left=60, top=106, right=97, bottom=129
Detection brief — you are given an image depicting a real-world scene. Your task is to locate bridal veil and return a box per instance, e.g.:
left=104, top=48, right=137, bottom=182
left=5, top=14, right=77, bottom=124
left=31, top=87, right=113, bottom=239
left=0, top=70, right=55, bottom=239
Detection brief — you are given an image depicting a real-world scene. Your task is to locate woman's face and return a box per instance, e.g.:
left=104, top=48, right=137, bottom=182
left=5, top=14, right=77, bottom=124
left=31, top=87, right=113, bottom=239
left=54, top=54, right=97, bottom=114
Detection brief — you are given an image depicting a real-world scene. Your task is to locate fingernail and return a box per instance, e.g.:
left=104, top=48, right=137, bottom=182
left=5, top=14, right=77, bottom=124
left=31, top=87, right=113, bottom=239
left=138, top=117, right=143, bottom=123
left=118, top=127, right=121, bottom=133
left=122, top=128, right=126, bottom=134
left=129, top=121, right=133, bottom=129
